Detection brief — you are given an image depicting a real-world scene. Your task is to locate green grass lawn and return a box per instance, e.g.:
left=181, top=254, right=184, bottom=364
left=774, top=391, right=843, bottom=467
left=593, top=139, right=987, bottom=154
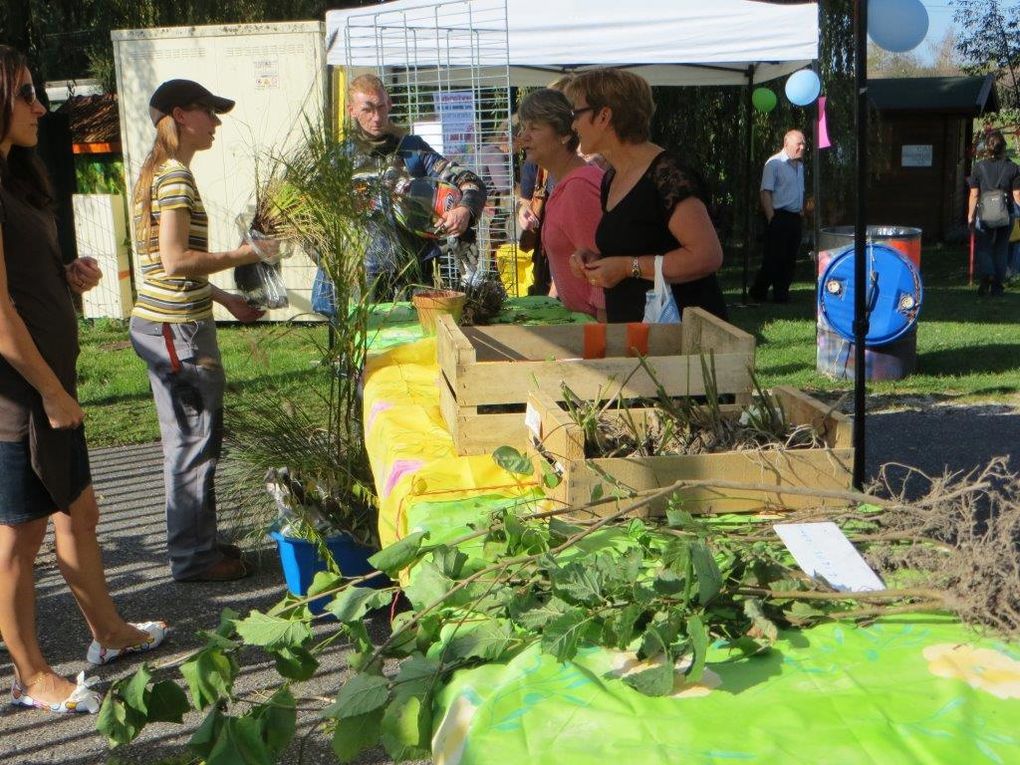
left=77, top=243, right=1020, bottom=448
left=718, top=242, right=1020, bottom=402
left=78, top=319, right=333, bottom=448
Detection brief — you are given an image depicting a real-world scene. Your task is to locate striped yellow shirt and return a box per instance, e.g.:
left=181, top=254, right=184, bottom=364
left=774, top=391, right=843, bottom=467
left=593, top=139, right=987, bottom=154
left=131, top=159, right=213, bottom=322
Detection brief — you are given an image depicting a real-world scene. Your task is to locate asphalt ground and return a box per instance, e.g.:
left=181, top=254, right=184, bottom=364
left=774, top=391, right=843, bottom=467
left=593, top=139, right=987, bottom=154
left=1, top=398, right=1019, bottom=764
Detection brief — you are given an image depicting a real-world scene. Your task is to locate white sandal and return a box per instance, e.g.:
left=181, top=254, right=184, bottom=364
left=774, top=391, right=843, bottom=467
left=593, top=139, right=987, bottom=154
left=10, top=671, right=102, bottom=714
left=86, top=620, right=169, bottom=665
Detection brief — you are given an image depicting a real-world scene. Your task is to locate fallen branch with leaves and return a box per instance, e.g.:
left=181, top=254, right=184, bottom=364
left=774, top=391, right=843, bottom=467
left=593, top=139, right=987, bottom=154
left=97, top=457, right=1020, bottom=763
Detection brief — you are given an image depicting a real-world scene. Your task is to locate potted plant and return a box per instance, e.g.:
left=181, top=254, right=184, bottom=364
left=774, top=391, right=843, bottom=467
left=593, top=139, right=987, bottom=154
left=224, top=124, right=390, bottom=606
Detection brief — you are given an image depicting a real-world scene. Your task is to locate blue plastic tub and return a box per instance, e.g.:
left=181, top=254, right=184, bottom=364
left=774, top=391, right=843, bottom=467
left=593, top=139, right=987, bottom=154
left=270, top=529, right=388, bottom=614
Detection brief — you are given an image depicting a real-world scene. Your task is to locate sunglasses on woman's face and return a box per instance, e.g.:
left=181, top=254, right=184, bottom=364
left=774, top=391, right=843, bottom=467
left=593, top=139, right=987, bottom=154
left=17, top=83, right=37, bottom=105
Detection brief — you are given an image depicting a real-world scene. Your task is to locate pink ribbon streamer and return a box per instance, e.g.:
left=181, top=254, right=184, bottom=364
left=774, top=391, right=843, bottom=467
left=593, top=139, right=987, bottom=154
left=817, top=96, right=831, bottom=150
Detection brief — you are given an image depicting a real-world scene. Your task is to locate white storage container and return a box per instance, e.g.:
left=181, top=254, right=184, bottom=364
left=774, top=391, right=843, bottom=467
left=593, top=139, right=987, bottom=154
left=112, top=22, right=326, bottom=322
left=73, top=193, right=133, bottom=319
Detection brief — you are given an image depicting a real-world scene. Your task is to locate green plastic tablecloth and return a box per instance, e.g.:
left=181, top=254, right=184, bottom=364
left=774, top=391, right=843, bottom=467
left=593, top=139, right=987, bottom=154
left=432, top=615, right=1020, bottom=764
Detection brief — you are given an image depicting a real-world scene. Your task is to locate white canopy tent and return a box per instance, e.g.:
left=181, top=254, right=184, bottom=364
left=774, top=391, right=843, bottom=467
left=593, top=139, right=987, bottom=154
left=325, top=0, right=819, bottom=87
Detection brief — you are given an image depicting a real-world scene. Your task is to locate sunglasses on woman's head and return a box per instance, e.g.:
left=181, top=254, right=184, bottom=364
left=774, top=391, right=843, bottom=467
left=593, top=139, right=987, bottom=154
left=17, top=84, right=37, bottom=105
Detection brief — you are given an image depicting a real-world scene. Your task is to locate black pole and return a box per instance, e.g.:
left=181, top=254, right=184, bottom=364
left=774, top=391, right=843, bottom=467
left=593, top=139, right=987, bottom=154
left=852, top=0, right=868, bottom=489
left=742, top=66, right=755, bottom=305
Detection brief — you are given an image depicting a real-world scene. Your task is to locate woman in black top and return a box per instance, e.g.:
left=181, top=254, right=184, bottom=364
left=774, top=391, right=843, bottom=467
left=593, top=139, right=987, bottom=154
left=0, top=46, right=165, bottom=715
left=563, top=69, right=727, bottom=323
left=967, top=130, right=1020, bottom=296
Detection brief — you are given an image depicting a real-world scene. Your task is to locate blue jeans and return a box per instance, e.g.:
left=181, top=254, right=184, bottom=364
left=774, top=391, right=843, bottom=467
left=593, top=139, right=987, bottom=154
left=0, top=429, right=89, bottom=525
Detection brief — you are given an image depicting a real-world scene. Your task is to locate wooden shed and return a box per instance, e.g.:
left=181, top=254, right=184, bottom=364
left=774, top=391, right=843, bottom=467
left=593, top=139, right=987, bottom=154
left=55, top=94, right=122, bottom=154
left=868, top=75, right=999, bottom=243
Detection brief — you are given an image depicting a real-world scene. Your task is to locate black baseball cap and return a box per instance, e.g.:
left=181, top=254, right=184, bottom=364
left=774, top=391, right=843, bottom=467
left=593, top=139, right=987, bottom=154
left=148, top=79, right=235, bottom=126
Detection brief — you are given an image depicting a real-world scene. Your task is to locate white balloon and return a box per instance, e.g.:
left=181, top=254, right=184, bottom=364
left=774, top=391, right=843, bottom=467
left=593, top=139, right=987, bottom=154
left=869, top=0, right=929, bottom=53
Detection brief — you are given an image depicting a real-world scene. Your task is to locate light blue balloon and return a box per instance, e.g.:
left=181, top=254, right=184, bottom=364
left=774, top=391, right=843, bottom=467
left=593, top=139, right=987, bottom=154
left=868, top=0, right=929, bottom=53
left=785, top=69, right=821, bottom=107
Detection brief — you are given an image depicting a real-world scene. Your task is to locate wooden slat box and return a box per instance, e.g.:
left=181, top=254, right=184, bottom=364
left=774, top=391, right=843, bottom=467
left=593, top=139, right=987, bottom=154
left=528, top=385, right=853, bottom=516
left=436, top=308, right=756, bottom=455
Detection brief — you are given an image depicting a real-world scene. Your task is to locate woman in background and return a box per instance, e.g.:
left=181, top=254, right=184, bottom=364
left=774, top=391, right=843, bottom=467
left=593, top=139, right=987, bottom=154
left=967, top=130, right=1020, bottom=296
left=0, top=45, right=165, bottom=715
left=518, top=88, right=605, bottom=319
left=564, top=68, right=727, bottom=322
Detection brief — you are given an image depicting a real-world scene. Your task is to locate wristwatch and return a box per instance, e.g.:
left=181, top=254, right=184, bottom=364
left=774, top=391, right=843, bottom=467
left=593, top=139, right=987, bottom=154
left=631, top=256, right=641, bottom=279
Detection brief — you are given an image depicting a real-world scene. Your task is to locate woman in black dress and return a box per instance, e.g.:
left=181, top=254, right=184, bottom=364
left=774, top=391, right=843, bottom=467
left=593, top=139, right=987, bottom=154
left=0, top=46, right=165, bottom=715
left=563, top=69, right=727, bottom=323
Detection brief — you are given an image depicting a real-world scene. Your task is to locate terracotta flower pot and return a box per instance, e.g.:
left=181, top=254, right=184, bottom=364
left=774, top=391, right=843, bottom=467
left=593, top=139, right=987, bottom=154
left=412, top=288, right=467, bottom=335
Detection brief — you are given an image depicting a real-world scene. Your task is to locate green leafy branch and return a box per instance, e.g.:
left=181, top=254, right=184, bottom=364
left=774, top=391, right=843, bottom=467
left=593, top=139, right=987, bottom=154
left=98, top=456, right=1020, bottom=763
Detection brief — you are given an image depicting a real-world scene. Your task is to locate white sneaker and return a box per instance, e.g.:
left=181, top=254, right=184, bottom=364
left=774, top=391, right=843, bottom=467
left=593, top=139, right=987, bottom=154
left=10, top=671, right=101, bottom=714
left=86, top=620, right=169, bottom=665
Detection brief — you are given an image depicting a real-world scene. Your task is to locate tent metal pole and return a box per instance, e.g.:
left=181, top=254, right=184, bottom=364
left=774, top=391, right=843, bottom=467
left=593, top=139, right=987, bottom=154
left=853, top=0, right=868, bottom=490
left=742, top=65, right=755, bottom=305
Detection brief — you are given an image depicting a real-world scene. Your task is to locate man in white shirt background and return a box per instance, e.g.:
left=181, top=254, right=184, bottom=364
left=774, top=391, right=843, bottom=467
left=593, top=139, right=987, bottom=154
left=749, top=129, right=806, bottom=303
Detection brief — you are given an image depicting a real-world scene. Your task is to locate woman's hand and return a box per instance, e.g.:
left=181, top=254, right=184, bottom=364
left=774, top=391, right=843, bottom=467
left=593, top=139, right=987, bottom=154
left=220, top=292, right=265, bottom=323
left=569, top=249, right=598, bottom=279
left=42, top=388, right=84, bottom=430
left=583, top=256, right=630, bottom=289
left=65, top=257, right=102, bottom=294
left=244, top=237, right=282, bottom=265
left=518, top=205, right=540, bottom=233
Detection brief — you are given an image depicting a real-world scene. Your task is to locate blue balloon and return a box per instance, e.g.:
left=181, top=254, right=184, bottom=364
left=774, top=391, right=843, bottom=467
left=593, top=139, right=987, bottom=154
left=785, top=69, right=821, bottom=107
left=868, top=0, right=928, bottom=53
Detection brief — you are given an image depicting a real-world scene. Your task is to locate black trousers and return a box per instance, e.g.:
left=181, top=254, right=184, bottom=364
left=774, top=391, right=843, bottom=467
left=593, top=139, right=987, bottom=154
left=751, top=209, right=802, bottom=301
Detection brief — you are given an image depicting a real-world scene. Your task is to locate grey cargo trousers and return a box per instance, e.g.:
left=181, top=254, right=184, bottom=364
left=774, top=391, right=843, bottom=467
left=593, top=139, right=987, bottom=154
left=129, top=317, right=226, bottom=580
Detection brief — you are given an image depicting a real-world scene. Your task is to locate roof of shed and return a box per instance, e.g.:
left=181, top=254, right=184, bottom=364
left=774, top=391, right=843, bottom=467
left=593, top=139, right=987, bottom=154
left=56, top=94, right=120, bottom=145
left=869, top=74, right=999, bottom=115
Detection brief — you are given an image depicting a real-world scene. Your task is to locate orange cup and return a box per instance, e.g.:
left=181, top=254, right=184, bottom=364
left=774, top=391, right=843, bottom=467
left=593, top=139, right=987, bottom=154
left=583, top=322, right=607, bottom=359
left=626, top=322, right=650, bottom=357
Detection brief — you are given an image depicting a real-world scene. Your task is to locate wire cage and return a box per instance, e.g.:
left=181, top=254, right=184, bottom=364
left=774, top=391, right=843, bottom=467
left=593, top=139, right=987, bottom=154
left=338, top=0, right=517, bottom=292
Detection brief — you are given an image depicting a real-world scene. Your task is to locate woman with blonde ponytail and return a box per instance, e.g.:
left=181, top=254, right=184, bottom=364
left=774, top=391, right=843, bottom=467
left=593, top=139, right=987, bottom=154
left=128, top=79, right=277, bottom=582
left=133, top=114, right=181, bottom=250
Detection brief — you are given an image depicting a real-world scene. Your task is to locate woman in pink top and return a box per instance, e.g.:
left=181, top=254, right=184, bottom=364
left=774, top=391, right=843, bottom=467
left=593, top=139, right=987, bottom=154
left=518, top=89, right=605, bottom=320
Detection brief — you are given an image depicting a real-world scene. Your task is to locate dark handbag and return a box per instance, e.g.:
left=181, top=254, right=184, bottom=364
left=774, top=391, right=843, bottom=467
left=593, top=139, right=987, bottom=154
left=977, top=163, right=1012, bottom=229
left=517, top=168, right=548, bottom=253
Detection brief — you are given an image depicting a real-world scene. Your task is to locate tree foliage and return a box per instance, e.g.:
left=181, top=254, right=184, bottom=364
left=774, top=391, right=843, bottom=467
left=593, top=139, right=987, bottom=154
left=0, top=1, right=371, bottom=92
left=868, top=31, right=965, bottom=79
left=952, top=0, right=1020, bottom=111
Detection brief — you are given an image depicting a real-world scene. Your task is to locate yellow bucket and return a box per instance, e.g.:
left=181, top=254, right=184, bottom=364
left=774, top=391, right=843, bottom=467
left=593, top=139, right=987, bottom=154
left=495, top=244, right=535, bottom=297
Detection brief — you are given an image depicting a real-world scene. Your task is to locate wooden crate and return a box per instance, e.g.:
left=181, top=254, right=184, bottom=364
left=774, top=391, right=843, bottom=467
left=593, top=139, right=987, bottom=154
left=528, top=385, right=854, bottom=516
left=436, top=308, right=756, bottom=455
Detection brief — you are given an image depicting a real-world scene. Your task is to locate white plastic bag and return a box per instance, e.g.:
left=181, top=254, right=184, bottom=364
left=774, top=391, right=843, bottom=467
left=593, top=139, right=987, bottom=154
left=642, top=255, right=681, bottom=323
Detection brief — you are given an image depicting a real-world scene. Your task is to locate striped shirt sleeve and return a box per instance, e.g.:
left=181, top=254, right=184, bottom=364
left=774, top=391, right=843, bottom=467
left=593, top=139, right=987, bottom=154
left=156, top=167, right=197, bottom=213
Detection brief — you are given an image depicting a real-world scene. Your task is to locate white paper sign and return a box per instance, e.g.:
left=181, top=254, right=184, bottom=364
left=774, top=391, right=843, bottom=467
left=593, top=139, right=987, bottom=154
left=524, top=402, right=542, bottom=442
left=774, top=522, right=885, bottom=593
left=901, top=144, right=933, bottom=168
left=433, top=90, right=476, bottom=164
